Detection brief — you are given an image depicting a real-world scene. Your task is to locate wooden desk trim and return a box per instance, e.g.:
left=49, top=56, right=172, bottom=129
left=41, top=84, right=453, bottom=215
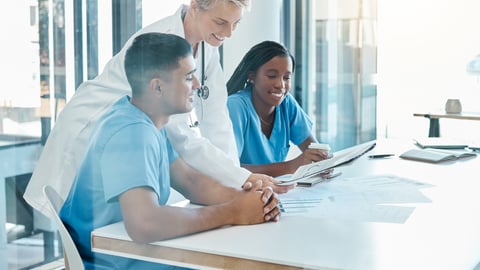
left=91, top=235, right=302, bottom=270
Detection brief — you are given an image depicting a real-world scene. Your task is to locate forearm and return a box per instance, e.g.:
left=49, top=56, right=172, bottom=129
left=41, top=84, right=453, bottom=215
left=125, top=203, right=235, bottom=243
left=242, top=161, right=296, bottom=177
left=298, top=136, right=316, bottom=151
left=170, top=158, right=242, bottom=205
left=121, top=185, right=273, bottom=243
left=175, top=174, right=240, bottom=205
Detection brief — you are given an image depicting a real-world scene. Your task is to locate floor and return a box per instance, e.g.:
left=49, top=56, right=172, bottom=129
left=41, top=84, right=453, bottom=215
left=7, top=229, right=64, bottom=270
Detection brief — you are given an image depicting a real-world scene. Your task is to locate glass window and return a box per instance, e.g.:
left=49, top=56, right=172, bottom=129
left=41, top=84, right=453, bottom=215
left=3, top=1, right=199, bottom=268
left=312, top=0, right=377, bottom=150
left=0, top=1, right=41, bottom=138
left=1, top=0, right=114, bottom=268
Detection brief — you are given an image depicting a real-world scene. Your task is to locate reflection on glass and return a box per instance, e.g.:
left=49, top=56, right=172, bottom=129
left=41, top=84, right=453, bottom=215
left=311, top=0, right=377, bottom=151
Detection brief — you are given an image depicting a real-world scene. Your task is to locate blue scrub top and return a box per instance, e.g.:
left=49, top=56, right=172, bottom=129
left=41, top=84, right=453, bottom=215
left=60, top=96, right=182, bottom=269
left=227, top=87, right=313, bottom=165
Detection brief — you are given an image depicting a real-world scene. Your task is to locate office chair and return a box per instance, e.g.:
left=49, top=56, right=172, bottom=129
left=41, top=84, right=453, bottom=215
left=43, top=185, right=84, bottom=270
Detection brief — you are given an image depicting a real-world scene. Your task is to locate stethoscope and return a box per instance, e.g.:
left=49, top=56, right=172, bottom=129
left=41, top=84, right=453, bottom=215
left=197, top=41, right=209, bottom=100
left=189, top=42, right=209, bottom=128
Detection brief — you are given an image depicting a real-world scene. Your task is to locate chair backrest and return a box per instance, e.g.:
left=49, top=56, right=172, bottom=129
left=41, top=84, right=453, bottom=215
left=43, top=185, right=84, bottom=270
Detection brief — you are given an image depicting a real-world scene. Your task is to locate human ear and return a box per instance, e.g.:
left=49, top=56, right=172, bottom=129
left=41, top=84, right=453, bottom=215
left=149, top=78, right=164, bottom=95
left=190, top=0, right=199, bottom=12
left=248, top=72, right=256, bottom=84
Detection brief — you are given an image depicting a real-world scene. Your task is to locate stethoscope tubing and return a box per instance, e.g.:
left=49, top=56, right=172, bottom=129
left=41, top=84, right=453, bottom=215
left=197, top=41, right=209, bottom=100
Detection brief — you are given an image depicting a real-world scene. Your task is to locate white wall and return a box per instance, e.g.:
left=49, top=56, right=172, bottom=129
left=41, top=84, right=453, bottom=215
left=377, top=0, right=480, bottom=140
left=222, top=0, right=283, bottom=80
left=142, top=0, right=190, bottom=26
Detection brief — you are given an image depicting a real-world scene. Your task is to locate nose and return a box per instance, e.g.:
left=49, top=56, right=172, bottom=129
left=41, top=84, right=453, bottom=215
left=276, top=79, right=288, bottom=94
left=276, top=78, right=286, bottom=90
left=192, top=75, right=201, bottom=90
left=223, top=24, right=234, bottom=38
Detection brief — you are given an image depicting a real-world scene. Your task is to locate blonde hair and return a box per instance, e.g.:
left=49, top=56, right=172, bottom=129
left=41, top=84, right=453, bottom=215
left=196, top=0, right=251, bottom=11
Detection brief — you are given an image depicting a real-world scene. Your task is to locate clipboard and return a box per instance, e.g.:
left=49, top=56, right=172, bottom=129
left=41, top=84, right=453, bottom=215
left=296, top=172, right=343, bottom=187
left=276, top=141, right=376, bottom=185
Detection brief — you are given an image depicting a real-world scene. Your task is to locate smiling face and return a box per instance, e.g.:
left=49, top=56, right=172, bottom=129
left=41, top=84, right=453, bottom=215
left=250, top=56, right=293, bottom=108
left=192, top=1, right=244, bottom=47
left=160, top=56, right=200, bottom=115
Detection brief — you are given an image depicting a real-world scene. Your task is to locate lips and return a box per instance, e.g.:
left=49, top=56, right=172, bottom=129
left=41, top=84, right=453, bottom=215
left=268, top=91, right=286, bottom=103
left=212, top=33, right=225, bottom=42
left=268, top=89, right=286, bottom=97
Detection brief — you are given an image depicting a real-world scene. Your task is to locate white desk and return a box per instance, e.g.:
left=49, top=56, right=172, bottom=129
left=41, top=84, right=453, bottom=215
left=91, top=139, right=480, bottom=270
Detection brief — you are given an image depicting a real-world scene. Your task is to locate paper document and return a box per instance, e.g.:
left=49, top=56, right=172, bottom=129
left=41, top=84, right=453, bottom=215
left=278, top=174, right=434, bottom=224
left=310, top=202, right=415, bottom=224
left=277, top=140, right=376, bottom=185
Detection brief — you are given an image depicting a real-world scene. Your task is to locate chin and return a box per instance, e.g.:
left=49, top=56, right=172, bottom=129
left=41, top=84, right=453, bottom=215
left=206, top=37, right=224, bottom=47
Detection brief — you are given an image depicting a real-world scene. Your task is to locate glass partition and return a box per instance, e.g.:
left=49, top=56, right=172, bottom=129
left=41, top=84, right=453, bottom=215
left=2, top=0, right=112, bottom=268
left=304, top=0, right=378, bottom=151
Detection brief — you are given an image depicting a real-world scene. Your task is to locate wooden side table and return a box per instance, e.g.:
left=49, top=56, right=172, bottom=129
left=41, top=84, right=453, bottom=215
left=413, top=112, right=480, bottom=137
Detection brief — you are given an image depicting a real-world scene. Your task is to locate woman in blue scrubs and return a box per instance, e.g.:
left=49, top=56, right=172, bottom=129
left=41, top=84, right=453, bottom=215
left=227, top=41, right=329, bottom=177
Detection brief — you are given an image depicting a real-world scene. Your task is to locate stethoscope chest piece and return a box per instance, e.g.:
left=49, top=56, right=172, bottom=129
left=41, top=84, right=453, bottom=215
left=197, top=85, right=209, bottom=100
left=197, top=41, right=209, bottom=100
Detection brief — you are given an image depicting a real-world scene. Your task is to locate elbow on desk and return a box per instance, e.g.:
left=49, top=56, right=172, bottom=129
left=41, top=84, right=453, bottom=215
left=124, top=224, right=150, bottom=244
left=123, top=218, right=184, bottom=243
left=123, top=220, right=164, bottom=244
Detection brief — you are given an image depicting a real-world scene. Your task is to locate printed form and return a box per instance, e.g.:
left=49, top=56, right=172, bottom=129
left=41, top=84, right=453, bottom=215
left=278, top=174, right=434, bottom=224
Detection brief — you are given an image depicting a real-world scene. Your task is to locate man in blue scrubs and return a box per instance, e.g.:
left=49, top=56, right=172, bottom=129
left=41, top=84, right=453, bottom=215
left=60, top=33, right=281, bottom=270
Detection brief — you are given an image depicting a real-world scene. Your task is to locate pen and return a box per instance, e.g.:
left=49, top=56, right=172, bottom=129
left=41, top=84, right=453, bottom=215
left=278, top=202, right=285, bottom=213
left=368, top=154, right=394, bottom=159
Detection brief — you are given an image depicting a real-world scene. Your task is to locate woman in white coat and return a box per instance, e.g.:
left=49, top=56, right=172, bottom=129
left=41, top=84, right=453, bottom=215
left=25, top=0, right=293, bottom=217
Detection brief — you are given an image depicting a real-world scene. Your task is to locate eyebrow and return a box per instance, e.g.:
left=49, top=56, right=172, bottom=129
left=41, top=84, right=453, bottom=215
left=214, top=17, right=241, bottom=24
left=187, top=68, right=197, bottom=76
left=265, top=69, right=292, bottom=74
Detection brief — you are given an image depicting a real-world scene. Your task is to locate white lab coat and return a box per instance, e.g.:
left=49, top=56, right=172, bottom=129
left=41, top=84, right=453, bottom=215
left=24, top=5, right=251, bottom=217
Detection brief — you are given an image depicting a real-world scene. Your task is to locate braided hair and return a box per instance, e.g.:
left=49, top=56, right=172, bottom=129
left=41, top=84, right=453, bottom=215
left=226, top=40, right=295, bottom=96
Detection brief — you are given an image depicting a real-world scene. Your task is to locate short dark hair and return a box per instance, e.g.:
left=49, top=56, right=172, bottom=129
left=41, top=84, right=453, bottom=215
left=124, top=33, right=192, bottom=96
left=226, top=40, right=295, bottom=95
